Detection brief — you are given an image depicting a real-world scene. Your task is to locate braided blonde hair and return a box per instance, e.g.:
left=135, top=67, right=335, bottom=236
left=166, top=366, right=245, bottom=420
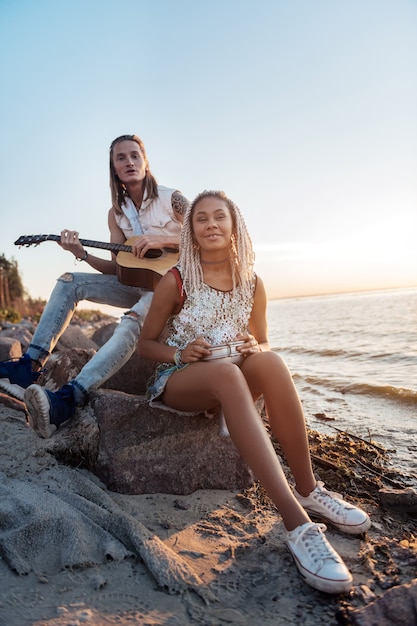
left=179, top=190, right=255, bottom=300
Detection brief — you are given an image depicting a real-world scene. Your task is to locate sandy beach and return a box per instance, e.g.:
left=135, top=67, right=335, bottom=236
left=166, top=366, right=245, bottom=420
left=0, top=388, right=416, bottom=626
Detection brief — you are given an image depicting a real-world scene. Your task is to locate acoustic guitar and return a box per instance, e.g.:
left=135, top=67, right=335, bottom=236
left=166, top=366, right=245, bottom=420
left=14, top=234, right=179, bottom=291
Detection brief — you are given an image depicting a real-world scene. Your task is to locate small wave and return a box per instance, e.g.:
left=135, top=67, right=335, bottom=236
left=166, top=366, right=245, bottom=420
left=274, top=346, right=360, bottom=359
left=298, top=374, right=417, bottom=404
left=275, top=345, right=413, bottom=365
left=339, top=382, right=417, bottom=404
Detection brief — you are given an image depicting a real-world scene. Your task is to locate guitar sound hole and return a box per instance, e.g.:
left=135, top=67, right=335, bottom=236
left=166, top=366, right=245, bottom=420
left=144, top=249, right=162, bottom=259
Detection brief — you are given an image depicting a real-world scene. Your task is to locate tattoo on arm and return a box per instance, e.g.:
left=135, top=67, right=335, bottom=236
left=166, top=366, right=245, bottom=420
left=171, top=191, right=190, bottom=216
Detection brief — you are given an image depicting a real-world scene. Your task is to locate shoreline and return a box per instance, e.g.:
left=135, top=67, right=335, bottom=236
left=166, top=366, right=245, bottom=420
left=0, top=394, right=416, bottom=625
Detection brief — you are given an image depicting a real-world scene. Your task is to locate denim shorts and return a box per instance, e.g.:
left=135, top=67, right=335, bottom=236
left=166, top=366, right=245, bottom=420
left=146, top=362, right=200, bottom=416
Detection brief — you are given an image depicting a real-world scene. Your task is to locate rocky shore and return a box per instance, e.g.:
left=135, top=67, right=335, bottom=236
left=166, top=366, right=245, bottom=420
left=0, top=316, right=416, bottom=625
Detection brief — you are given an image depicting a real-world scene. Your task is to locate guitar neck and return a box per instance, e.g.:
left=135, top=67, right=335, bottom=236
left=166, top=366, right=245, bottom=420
left=78, top=237, right=133, bottom=254
left=25, top=234, right=132, bottom=254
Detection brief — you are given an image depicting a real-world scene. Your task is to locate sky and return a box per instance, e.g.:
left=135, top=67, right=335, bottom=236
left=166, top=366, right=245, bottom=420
left=0, top=0, right=416, bottom=308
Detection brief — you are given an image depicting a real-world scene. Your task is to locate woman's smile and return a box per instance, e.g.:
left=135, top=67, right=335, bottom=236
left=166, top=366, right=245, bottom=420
left=192, top=197, right=233, bottom=252
left=205, top=233, right=222, bottom=239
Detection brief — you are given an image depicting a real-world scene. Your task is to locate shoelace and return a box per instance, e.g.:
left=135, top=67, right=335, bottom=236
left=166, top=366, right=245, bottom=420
left=293, top=523, right=339, bottom=564
left=313, top=482, right=353, bottom=516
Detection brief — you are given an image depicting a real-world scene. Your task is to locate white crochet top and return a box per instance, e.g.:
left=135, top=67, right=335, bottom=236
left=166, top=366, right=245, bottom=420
left=166, top=274, right=256, bottom=349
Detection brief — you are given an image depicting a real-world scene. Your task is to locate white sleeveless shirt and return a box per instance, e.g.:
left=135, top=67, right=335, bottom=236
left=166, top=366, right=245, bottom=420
left=114, top=185, right=181, bottom=239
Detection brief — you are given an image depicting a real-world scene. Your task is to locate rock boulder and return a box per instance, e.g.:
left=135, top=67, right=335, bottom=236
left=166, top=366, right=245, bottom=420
left=39, top=350, right=254, bottom=495
left=91, top=390, right=253, bottom=495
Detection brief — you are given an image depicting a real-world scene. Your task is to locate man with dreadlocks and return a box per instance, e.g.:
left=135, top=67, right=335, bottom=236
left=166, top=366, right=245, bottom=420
left=138, top=190, right=371, bottom=595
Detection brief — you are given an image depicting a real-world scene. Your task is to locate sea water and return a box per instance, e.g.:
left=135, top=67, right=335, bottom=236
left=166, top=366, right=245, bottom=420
left=267, top=287, right=417, bottom=486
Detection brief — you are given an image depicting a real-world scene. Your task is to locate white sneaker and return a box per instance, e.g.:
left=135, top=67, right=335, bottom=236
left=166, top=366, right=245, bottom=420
left=294, top=482, right=371, bottom=535
left=286, top=522, right=353, bottom=594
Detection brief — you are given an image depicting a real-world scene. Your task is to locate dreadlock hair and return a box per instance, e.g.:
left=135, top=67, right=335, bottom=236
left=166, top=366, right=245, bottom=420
left=179, top=190, right=255, bottom=301
left=109, top=134, right=159, bottom=215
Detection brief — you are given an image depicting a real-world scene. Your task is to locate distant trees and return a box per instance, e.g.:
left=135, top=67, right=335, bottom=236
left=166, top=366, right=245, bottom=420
left=0, top=254, right=24, bottom=309
left=0, top=254, right=105, bottom=323
left=0, top=254, right=46, bottom=322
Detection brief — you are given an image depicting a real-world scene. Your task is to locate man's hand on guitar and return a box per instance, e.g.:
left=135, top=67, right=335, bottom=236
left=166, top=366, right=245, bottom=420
left=60, top=229, right=85, bottom=259
left=130, top=235, right=168, bottom=258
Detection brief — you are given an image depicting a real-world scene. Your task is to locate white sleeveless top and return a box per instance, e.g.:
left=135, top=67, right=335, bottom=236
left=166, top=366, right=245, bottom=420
left=114, top=185, right=181, bottom=239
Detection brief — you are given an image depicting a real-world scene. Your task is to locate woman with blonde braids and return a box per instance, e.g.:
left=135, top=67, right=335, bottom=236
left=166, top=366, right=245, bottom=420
left=138, top=190, right=371, bottom=595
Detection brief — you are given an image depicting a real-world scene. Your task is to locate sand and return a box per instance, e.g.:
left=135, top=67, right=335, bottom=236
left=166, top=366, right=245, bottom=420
left=0, top=394, right=416, bottom=626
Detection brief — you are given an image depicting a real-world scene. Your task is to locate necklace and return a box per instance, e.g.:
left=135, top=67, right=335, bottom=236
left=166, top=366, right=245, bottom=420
left=201, top=257, right=229, bottom=265
left=133, top=197, right=143, bottom=211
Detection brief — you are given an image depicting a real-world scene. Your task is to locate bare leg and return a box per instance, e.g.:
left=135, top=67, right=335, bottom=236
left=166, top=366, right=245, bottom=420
left=240, top=351, right=317, bottom=497
left=162, top=361, right=310, bottom=531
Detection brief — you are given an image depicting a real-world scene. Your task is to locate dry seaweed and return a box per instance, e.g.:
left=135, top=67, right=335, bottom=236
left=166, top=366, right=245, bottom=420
left=241, top=422, right=417, bottom=537
left=304, top=428, right=409, bottom=500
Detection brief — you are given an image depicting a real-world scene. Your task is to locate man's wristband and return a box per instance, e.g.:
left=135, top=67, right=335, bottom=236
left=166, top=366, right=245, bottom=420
left=76, top=250, right=89, bottom=262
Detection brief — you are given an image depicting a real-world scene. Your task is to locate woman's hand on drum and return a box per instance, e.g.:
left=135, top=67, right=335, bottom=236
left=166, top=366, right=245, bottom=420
left=181, top=336, right=211, bottom=362
left=235, top=333, right=262, bottom=357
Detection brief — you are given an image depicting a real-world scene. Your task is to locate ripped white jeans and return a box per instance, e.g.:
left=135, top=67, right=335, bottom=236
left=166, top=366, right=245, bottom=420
left=27, top=272, right=153, bottom=403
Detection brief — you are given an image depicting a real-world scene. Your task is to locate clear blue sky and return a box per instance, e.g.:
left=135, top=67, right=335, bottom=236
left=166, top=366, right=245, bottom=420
left=1, top=0, right=416, bottom=304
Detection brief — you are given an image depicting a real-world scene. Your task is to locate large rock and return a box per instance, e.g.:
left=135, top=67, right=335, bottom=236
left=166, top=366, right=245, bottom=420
left=91, top=322, right=118, bottom=347
left=92, top=391, right=253, bottom=494
left=45, top=387, right=254, bottom=496
left=91, top=390, right=253, bottom=495
left=0, top=323, right=33, bottom=353
left=344, top=578, right=417, bottom=625
left=0, top=336, right=22, bottom=360
left=379, top=487, right=417, bottom=513
left=55, top=325, right=99, bottom=352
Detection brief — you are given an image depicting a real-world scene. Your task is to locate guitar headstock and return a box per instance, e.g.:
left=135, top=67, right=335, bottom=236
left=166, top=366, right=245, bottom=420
left=14, top=235, right=58, bottom=247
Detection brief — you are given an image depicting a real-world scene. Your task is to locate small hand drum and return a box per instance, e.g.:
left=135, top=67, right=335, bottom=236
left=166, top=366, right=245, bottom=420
left=203, top=341, right=245, bottom=365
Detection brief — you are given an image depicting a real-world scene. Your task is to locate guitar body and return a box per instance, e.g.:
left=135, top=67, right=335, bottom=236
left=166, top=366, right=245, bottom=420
left=14, top=234, right=179, bottom=291
left=116, top=265, right=161, bottom=290
left=115, top=239, right=179, bottom=289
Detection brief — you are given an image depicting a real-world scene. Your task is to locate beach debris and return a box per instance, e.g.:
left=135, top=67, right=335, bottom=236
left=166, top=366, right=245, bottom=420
left=379, top=487, right=417, bottom=513
left=244, top=419, right=416, bottom=534
left=338, top=578, right=417, bottom=625
left=313, top=412, right=335, bottom=421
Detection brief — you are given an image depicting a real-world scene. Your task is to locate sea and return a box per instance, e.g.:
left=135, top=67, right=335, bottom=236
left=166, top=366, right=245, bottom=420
left=266, top=286, right=417, bottom=487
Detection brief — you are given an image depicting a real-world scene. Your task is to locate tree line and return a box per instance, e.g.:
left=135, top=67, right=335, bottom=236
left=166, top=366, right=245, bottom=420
left=0, top=254, right=110, bottom=324
left=0, top=255, right=23, bottom=308
left=0, top=254, right=45, bottom=322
